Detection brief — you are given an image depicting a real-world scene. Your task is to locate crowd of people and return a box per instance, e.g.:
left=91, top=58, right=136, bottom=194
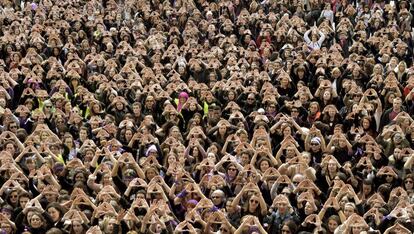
left=0, top=0, right=413, bottom=233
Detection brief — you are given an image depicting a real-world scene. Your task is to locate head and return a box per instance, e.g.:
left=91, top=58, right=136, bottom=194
left=46, top=203, right=65, bottom=223
left=327, top=215, right=340, bottom=233
left=210, top=190, right=225, bottom=206
left=29, top=212, right=45, bottom=229
left=280, top=220, right=297, bottom=234
left=343, top=202, right=356, bottom=218
left=392, top=97, right=402, bottom=111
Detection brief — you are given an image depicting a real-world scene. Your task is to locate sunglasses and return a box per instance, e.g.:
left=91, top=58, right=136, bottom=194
left=310, top=143, right=319, bottom=146
left=250, top=200, right=259, bottom=204
left=405, top=180, right=413, bottom=184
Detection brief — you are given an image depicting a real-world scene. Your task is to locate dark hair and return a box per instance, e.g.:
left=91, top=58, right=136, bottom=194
left=18, top=191, right=32, bottom=204
left=46, top=227, right=64, bottom=234
left=281, top=220, right=298, bottom=233
left=46, top=202, right=67, bottom=220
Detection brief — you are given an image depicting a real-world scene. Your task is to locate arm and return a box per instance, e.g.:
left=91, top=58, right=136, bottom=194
left=231, top=187, right=245, bottom=208
left=404, top=154, right=414, bottom=170
left=87, top=168, right=102, bottom=192
left=256, top=192, right=268, bottom=216
left=317, top=31, right=326, bottom=45
left=304, top=29, right=311, bottom=44
left=289, top=118, right=304, bottom=135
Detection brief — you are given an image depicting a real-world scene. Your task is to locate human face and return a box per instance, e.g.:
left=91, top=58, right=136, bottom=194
left=116, top=102, right=124, bottom=110
left=30, top=214, right=43, bottom=228
left=125, top=130, right=133, bottom=142
left=133, top=104, right=141, bottom=114
left=1, top=222, right=12, bottom=234
left=280, top=77, right=289, bottom=86
left=351, top=225, right=363, bottom=234
left=8, top=123, right=18, bottom=132
left=309, top=104, right=318, bottom=114
left=259, top=160, right=270, bottom=172
left=9, top=191, right=18, bottom=204
left=328, top=219, right=338, bottom=232
left=362, top=119, right=370, bottom=129
left=344, top=204, right=355, bottom=218
left=405, top=178, right=414, bottom=190
left=211, top=193, right=223, bottom=206
left=45, top=193, right=57, bottom=203
left=327, top=160, right=337, bottom=172
left=249, top=196, right=259, bottom=210
left=146, top=170, right=156, bottom=180
left=393, top=99, right=402, bottom=110
left=328, top=108, right=336, bottom=117
left=362, top=183, right=372, bottom=195
left=170, top=128, right=180, bottom=138
left=304, top=202, right=314, bottom=215
left=20, top=196, right=30, bottom=208
left=92, top=103, right=101, bottom=113
left=241, top=154, right=250, bottom=165
left=282, top=126, right=291, bottom=137
left=145, top=97, right=155, bottom=108
left=64, top=138, right=73, bottom=148
left=323, top=90, right=331, bottom=100
left=290, top=108, right=299, bottom=117
left=75, top=173, right=86, bottom=182
left=218, top=125, right=227, bottom=135
left=103, top=174, right=112, bottom=185
left=277, top=202, right=288, bottom=214
left=281, top=225, right=291, bottom=234
left=79, top=129, right=87, bottom=141
left=286, top=147, right=295, bottom=158
left=176, top=147, right=185, bottom=157
left=5, top=143, right=15, bottom=155
left=227, top=165, right=237, bottom=178
left=47, top=207, right=60, bottom=222
left=167, top=155, right=176, bottom=166
left=72, top=220, right=83, bottom=234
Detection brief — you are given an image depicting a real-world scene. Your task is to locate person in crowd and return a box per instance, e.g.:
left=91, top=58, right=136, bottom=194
left=0, top=0, right=414, bottom=233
